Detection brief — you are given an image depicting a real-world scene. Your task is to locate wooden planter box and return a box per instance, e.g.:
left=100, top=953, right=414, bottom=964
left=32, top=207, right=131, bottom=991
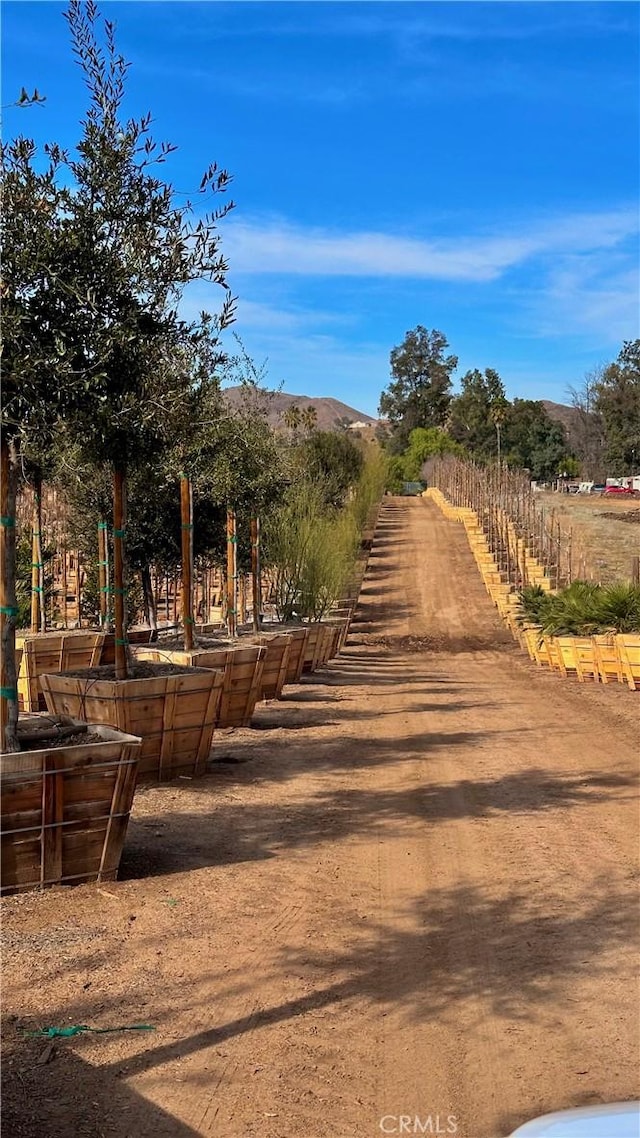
left=593, top=634, right=624, bottom=684
left=539, top=635, right=563, bottom=672
left=331, top=608, right=354, bottom=652
left=132, top=644, right=266, bottom=729
left=40, top=666, right=223, bottom=781
left=254, top=634, right=292, bottom=701
left=570, top=637, right=599, bottom=682
left=282, top=628, right=311, bottom=684
left=521, top=625, right=543, bottom=662
left=616, top=634, right=640, bottom=691
left=99, top=628, right=153, bottom=666
left=316, top=622, right=339, bottom=665
left=16, top=631, right=105, bottom=712
left=301, top=624, right=328, bottom=674
left=1, top=718, right=141, bottom=895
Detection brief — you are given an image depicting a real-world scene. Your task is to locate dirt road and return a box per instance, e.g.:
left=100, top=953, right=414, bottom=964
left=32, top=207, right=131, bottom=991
left=3, top=497, right=639, bottom=1138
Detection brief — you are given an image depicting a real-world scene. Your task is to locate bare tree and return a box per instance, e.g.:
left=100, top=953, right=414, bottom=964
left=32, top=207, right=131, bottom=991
left=566, top=367, right=606, bottom=480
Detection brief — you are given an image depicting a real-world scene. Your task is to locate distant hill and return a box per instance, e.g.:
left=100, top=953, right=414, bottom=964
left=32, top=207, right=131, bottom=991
left=541, top=400, right=581, bottom=434
left=223, top=388, right=581, bottom=442
left=541, top=399, right=600, bottom=459
left=222, top=386, right=377, bottom=432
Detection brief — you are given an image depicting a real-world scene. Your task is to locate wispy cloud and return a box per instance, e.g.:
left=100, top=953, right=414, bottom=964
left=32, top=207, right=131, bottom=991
left=224, top=208, right=638, bottom=283
left=530, top=255, right=640, bottom=345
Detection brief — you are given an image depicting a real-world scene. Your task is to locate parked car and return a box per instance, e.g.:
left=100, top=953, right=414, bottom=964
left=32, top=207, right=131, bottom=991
left=509, top=1101, right=640, bottom=1137
left=602, top=485, right=638, bottom=496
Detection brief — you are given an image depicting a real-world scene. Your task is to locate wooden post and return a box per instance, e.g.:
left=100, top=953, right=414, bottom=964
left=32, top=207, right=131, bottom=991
left=30, top=476, right=45, bottom=633
left=226, top=507, right=237, bottom=639
left=113, top=468, right=128, bottom=680
left=1, top=437, right=20, bottom=752
left=180, top=474, right=194, bottom=651
left=98, top=520, right=108, bottom=628
left=632, top=556, right=640, bottom=586
left=251, top=516, right=261, bottom=633
left=61, top=546, right=68, bottom=628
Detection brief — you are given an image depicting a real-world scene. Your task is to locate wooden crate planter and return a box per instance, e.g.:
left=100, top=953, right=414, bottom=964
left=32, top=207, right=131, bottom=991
left=314, top=624, right=332, bottom=667
left=571, top=637, right=599, bottom=682
left=301, top=625, right=324, bottom=674
left=540, top=635, right=564, bottom=673
left=328, top=623, right=343, bottom=660
left=282, top=628, right=311, bottom=684
left=593, top=635, right=624, bottom=685
left=100, top=628, right=153, bottom=665
left=522, top=625, right=543, bottom=662
left=300, top=623, right=336, bottom=673
left=317, top=622, right=340, bottom=665
left=1, top=719, right=141, bottom=895
left=331, top=608, right=354, bottom=651
left=616, top=635, right=640, bottom=691
left=17, top=631, right=105, bottom=712
left=40, top=667, right=223, bottom=781
left=255, top=634, right=292, bottom=701
left=132, top=644, right=266, bottom=729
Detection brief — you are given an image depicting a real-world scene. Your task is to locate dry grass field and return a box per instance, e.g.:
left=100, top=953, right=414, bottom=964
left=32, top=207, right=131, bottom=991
left=538, top=491, right=640, bottom=584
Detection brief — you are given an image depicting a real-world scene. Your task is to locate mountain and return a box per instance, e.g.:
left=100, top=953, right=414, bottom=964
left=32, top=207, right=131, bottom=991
left=541, top=400, right=582, bottom=435
left=222, top=386, right=378, bottom=432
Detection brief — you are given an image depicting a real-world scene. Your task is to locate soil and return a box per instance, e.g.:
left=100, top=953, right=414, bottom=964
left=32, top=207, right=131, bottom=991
left=9, top=730, right=107, bottom=753
left=539, top=491, right=640, bottom=582
left=600, top=509, right=640, bottom=525
left=60, top=662, right=215, bottom=680
left=2, top=497, right=638, bottom=1138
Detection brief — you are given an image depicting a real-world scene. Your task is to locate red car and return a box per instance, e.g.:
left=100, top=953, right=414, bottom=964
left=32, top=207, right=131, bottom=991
left=602, top=485, right=638, bottom=496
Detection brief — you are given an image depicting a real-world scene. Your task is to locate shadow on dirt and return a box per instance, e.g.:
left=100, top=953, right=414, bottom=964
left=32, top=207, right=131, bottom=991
left=119, top=763, right=638, bottom=880
left=1, top=1032, right=201, bottom=1138
left=33, top=874, right=635, bottom=1124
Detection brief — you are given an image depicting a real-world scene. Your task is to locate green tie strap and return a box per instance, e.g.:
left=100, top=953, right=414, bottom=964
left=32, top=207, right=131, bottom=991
left=23, top=1023, right=155, bottom=1040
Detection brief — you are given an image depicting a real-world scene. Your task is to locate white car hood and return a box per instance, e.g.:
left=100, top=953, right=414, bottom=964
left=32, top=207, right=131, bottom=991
left=510, top=1102, right=640, bottom=1138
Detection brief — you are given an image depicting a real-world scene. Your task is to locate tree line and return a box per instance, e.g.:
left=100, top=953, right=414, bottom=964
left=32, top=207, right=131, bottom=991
left=378, top=326, right=640, bottom=484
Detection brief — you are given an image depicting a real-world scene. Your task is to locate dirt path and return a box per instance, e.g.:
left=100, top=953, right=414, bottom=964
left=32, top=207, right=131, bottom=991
left=3, top=497, right=639, bottom=1138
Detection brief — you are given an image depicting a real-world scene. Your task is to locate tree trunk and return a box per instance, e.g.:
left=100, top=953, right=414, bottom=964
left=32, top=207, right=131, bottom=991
left=61, top=545, right=68, bottom=627
left=30, top=472, right=46, bottom=633
left=1, top=436, right=20, bottom=752
left=180, top=475, right=194, bottom=651
left=226, top=508, right=237, bottom=638
left=141, top=564, right=158, bottom=641
left=98, top=520, right=108, bottom=628
left=75, top=549, right=82, bottom=626
left=113, top=467, right=128, bottom=680
left=251, top=516, right=261, bottom=632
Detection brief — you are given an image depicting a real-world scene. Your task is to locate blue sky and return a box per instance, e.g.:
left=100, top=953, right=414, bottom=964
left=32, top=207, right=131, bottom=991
left=3, top=1, right=639, bottom=417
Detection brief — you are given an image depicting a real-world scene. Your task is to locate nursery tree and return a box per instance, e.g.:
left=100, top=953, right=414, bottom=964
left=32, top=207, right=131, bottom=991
left=0, top=129, right=83, bottom=749
left=379, top=327, right=458, bottom=453
left=50, top=2, right=236, bottom=675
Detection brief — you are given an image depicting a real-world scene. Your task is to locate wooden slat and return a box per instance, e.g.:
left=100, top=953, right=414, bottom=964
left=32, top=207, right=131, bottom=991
left=41, top=752, right=64, bottom=887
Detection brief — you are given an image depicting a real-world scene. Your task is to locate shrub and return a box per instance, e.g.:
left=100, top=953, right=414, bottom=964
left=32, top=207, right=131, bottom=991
left=516, top=580, right=640, bottom=636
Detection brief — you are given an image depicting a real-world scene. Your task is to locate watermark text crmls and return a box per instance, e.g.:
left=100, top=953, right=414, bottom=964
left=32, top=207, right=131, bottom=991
left=379, top=1115, right=458, bottom=1135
